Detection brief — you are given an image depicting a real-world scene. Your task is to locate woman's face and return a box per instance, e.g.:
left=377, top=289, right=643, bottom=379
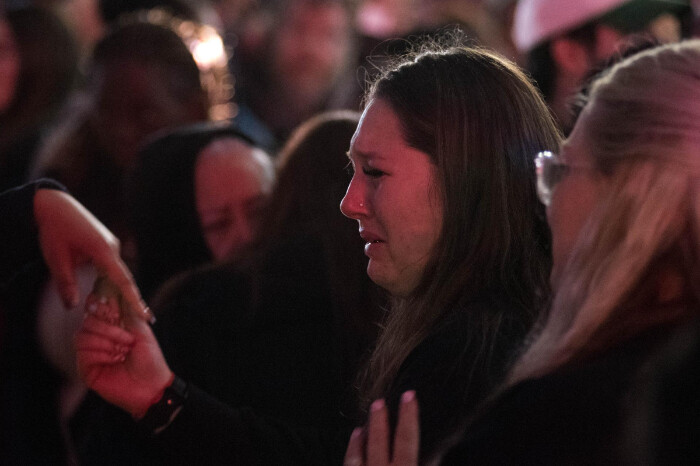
left=195, top=138, right=273, bottom=261
left=547, top=106, right=604, bottom=285
left=340, top=98, right=443, bottom=297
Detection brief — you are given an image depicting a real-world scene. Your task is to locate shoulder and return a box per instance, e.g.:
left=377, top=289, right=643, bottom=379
left=391, top=297, right=533, bottom=416
left=446, top=325, right=689, bottom=464
left=428, top=297, right=531, bottom=359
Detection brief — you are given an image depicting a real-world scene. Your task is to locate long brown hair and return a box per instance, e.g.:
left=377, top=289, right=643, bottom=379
left=358, top=39, right=561, bottom=405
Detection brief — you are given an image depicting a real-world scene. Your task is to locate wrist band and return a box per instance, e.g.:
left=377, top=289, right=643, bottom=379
left=137, top=375, right=189, bottom=435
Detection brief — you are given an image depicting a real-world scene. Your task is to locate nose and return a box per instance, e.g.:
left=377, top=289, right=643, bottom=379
left=340, top=176, right=367, bottom=220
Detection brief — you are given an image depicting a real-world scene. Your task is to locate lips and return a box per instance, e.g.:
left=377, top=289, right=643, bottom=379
left=359, top=229, right=384, bottom=257
left=359, top=229, right=383, bottom=244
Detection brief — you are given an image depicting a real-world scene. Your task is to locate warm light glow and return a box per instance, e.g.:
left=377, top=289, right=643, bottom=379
left=190, top=27, right=226, bottom=69
left=126, top=8, right=234, bottom=120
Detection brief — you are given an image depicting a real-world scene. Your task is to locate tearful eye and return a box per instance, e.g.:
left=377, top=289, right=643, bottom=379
left=362, top=167, right=384, bottom=178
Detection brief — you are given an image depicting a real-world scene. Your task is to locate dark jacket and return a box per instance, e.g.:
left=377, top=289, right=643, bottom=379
left=0, top=180, right=68, bottom=465
left=383, top=298, right=532, bottom=461
left=0, top=182, right=46, bottom=290
left=440, top=320, right=698, bottom=465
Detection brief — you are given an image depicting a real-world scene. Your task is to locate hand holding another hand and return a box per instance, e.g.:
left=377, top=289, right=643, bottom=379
left=75, top=288, right=172, bottom=418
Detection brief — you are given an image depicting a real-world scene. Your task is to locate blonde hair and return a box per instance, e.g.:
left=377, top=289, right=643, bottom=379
left=509, top=40, right=700, bottom=384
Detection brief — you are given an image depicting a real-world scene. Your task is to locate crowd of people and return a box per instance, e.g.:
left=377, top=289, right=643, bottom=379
left=1, top=0, right=699, bottom=464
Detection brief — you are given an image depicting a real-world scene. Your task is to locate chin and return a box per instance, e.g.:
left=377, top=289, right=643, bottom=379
left=369, top=263, right=420, bottom=297
left=367, top=266, right=395, bottom=295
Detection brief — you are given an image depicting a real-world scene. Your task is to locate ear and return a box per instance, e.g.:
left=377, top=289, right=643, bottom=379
left=550, top=37, right=593, bottom=78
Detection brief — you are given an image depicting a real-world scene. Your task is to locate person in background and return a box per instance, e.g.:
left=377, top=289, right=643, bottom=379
left=32, top=17, right=211, bottom=253
left=0, top=6, right=79, bottom=193
left=234, top=0, right=357, bottom=149
left=126, top=123, right=274, bottom=301
left=513, top=0, right=692, bottom=133
left=94, top=0, right=233, bottom=123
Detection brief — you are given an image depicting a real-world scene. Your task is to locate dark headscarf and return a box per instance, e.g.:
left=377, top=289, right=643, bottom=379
left=127, top=122, right=256, bottom=300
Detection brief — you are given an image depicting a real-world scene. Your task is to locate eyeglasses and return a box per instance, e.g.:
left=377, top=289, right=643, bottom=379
left=534, top=151, right=591, bottom=206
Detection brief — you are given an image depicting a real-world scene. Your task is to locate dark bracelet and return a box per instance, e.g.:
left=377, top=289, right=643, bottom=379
left=137, top=376, right=189, bottom=435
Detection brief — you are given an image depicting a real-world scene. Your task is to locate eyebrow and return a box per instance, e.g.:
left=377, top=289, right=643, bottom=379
left=346, top=147, right=383, bottom=162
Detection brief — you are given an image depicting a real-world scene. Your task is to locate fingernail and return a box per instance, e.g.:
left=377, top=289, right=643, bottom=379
left=350, top=427, right=363, bottom=439
left=401, top=390, right=416, bottom=403
left=370, top=399, right=385, bottom=412
left=99, top=296, right=108, bottom=304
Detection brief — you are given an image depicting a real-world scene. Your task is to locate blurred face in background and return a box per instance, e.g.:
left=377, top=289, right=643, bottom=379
left=271, top=0, right=352, bottom=104
left=195, top=138, right=274, bottom=260
left=0, top=17, right=19, bottom=113
left=91, top=61, right=208, bottom=168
